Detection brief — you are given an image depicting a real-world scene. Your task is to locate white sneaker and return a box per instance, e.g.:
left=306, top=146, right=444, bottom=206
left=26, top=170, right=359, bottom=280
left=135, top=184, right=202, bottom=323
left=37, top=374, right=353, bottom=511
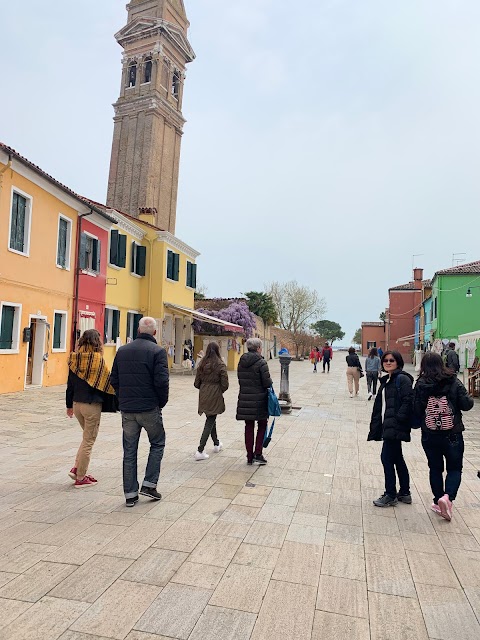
left=194, top=451, right=209, bottom=461
left=213, top=442, right=223, bottom=453
left=349, top=393, right=353, bottom=398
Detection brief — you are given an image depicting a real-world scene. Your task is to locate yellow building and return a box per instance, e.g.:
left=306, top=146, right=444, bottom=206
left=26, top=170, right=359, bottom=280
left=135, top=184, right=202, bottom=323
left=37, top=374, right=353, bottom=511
left=0, top=144, right=112, bottom=393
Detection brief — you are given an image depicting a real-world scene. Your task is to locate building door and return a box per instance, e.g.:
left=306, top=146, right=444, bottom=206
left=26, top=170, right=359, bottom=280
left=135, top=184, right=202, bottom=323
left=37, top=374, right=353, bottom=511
left=174, top=317, right=183, bottom=366
left=25, top=317, right=47, bottom=387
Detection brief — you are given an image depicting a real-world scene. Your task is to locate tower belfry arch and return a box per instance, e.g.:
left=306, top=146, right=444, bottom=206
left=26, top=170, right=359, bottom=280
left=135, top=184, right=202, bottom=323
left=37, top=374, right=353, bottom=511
left=107, top=0, right=195, bottom=233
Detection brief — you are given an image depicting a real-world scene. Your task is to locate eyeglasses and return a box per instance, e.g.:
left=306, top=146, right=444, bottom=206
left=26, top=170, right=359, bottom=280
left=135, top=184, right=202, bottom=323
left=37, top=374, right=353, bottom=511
left=383, top=359, right=396, bottom=363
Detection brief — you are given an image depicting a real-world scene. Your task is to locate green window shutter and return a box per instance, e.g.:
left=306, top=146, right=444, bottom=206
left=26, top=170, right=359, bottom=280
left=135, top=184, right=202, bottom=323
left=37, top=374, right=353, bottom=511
left=136, top=246, right=146, bottom=276
left=186, top=261, right=192, bottom=287
left=10, top=193, right=26, bottom=252
left=112, top=310, right=120, bottom=341
left=191, top=263, right=197, bottom=289
left=131, top=241, right=136, bottom=272
left=133, top=313, right=143, bottom=338
left=104, top=310, right=109, bottom=343
left=93, top=239, right=101, bottom=272
left=173, top=252, right=180, bottom=281
left=110, top=229, right=119, bottom=265
left=53, top=313, right=62, bottom=349
left=118, top=234, right=127, bottom=268
left=79, top=233, right=87, bottom=269
left=0, top=306, right=15, bottom=349
left=167, top=250, right=174, bottom=279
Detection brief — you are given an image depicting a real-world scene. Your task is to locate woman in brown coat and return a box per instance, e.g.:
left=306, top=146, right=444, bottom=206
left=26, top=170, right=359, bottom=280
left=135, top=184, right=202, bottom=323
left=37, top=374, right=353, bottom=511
left=194, top=342, right=229, bottom=460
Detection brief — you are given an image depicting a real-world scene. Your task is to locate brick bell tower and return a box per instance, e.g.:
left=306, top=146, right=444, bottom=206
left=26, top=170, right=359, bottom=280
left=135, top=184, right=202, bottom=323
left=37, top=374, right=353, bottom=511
left=107, top=0, right=195, bottom=233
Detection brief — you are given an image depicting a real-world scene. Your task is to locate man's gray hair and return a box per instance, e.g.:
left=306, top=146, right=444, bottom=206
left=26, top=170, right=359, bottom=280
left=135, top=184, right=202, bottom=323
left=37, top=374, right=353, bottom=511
left=246, top=337, right=262, bottom=352
left=138, top=316, right=157, bottom=336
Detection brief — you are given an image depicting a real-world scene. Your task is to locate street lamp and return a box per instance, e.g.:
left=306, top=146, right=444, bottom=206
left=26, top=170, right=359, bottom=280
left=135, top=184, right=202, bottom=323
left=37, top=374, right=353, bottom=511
left=466, top=286, right=480, bottom=298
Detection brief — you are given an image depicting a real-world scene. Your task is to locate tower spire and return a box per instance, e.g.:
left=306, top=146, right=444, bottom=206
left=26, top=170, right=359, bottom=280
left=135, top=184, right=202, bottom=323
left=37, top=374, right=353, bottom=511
left=106, top=0, right=195, bottom=233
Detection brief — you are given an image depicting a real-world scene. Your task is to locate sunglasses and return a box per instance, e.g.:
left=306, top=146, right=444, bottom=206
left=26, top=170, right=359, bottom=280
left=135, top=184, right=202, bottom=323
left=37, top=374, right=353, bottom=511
left=383, top=358, right=396, bottom=363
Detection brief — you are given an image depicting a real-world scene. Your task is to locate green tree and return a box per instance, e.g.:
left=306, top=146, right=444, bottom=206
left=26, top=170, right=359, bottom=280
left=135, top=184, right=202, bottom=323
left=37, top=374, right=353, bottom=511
left=268, top=280, right=326, bottom=333
left=310, top=320, right=345, bottom=344
left=352, top=328, right=362, bottom=345
left=243, top=291, right=278, bottom=325
left=379, top=311, right=386, bottom=322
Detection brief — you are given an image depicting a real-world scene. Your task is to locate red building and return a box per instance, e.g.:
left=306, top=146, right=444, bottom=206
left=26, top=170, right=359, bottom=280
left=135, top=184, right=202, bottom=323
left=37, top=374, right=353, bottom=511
left=386, top=268, right=424, bottom=364
left=361, top=322, right=386, bottom=356
left=73, top=212, right=114, bottom=346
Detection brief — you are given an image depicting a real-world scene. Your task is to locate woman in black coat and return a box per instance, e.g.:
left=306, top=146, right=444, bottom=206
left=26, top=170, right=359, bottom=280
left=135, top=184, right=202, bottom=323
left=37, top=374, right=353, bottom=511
left=236, top=337, right=273, bottom=465
left=414, top=352, right=473, bottom=521
left=368, top=350, right=414, bottom=507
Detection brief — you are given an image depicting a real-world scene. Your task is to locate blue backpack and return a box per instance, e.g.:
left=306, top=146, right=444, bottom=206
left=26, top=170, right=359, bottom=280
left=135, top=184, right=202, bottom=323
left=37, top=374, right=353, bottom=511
left=264, top=387, right=281, bottom=447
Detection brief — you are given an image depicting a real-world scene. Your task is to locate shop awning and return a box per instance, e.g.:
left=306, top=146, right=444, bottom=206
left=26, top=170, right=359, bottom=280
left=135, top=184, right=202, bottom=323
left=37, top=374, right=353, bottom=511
left=164, top=302, right=244, bottom=334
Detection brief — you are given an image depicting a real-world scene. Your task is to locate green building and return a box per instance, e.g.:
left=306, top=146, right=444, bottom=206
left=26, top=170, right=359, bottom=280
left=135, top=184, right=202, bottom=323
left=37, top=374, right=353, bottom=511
left=431, top=261, right=480, bottom=358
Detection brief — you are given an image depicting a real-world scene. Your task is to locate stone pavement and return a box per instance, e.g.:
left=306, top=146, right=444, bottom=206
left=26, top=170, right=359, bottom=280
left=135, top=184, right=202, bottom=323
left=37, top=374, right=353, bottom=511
left=0, top=359, right=480, bottom=640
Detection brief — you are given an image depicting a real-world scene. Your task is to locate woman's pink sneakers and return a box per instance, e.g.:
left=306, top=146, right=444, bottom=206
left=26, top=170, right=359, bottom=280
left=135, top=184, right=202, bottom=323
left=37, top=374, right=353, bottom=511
left=437, top=494, right=453, bottom=521
left=431, top=503, right=442, bottom=515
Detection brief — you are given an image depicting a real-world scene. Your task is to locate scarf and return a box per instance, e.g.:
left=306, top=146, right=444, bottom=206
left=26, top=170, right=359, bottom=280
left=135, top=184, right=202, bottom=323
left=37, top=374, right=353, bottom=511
left=68, top=348, right=115, bottom=395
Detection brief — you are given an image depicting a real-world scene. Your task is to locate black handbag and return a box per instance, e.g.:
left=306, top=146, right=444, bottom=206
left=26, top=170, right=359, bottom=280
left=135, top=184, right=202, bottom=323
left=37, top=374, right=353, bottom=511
left=357, top=367, right=364, bottom=379
left=101, top=392, right=119, bottom=413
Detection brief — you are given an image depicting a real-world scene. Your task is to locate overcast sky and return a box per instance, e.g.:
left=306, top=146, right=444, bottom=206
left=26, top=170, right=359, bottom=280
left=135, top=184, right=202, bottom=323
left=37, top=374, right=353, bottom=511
left=3, top=1, right=480, bottom=344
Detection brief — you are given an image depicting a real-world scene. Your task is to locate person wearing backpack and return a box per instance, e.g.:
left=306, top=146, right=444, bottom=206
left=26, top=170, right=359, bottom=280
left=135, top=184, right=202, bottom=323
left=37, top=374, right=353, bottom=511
left=193, top=342, right=229, bottom=461
left=414, top=352, right=473, bottom=521
left=321, top=342, right=333, bottom=373
left=236, top=337, right=273, bottom=465
left=444, top=342, right=460, bottom=373
left=368, top=350, right=414, bottom=507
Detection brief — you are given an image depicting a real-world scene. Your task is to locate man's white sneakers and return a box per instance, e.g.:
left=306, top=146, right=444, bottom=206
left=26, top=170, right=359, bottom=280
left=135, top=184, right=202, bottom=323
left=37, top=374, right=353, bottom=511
left=195, top=451, right=209, bottom=461
left=213, top=442, right=223, bottom=453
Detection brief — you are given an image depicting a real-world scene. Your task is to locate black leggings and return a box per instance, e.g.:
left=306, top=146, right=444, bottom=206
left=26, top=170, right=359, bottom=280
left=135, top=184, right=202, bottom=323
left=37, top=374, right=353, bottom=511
left=366, top=372, right=378, bottom=394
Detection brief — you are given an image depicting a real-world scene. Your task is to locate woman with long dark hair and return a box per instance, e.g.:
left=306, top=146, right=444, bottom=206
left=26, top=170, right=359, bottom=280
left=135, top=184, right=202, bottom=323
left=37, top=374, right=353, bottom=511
left=66, top=329, right=116, bottom=487
left=365, top=347, right=381, bottom=400
left=414, top=352, right=473, bottom=521
left=368, top=350, right=414, bottom=507
left=194, top=342, right=229, bottom=460
left=346, top=347, right=362, bottom=397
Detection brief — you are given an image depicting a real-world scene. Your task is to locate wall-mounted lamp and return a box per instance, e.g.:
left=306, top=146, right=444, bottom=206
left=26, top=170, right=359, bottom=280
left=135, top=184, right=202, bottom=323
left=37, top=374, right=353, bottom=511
left=466, top=286, right=480, bottom=298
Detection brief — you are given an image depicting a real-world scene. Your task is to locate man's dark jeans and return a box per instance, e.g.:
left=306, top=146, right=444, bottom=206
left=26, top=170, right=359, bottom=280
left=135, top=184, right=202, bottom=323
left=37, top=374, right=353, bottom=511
left=421, top=431, right=464, bottom=502
left=198, top=415, right=219, bottom=452
left=323, top=357, right=331, bottom=372
left=122, top=407, right=166, bottom=499
left=381, top=439, right=410, bottom=498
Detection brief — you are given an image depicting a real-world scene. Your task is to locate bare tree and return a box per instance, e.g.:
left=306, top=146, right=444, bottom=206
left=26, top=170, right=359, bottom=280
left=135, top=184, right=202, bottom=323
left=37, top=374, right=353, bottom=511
left=268, top=280, right=326, bottom=335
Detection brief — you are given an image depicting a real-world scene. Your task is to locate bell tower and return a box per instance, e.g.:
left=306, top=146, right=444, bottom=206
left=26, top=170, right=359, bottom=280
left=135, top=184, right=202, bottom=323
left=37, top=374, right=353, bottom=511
left=107, top=0, right=195, bottom=233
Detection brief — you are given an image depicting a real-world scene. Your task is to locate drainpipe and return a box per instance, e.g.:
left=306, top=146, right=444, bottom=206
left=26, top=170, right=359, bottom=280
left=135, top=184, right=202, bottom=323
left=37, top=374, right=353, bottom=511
left=147, top=235, right=155, bottom=316
left=0, top=153, right=13, bottom=201
left=71, top=210, right=93, bottom=350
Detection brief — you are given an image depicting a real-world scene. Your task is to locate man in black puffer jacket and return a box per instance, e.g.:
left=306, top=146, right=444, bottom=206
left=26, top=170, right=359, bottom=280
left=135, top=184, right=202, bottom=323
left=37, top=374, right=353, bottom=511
left=236, top=337, right=273, bottom=465
left=368, top=350, right=414, bottom=507
left=111, top=317, right=169, bottom=507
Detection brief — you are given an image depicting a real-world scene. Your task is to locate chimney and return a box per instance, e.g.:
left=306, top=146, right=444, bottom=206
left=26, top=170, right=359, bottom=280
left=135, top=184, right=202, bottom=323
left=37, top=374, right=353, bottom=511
left=413, top=268, right=423, bottom=290
left=138, top=207, right=157, bottom=226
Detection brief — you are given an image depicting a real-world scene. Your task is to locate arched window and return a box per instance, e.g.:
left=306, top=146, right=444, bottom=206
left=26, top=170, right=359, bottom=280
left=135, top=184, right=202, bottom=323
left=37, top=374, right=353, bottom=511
left=144, top=57, right=152, bottom=83
left=172, top=69, right=180, bottom=99
left=128, top=62, right=137, bottom=87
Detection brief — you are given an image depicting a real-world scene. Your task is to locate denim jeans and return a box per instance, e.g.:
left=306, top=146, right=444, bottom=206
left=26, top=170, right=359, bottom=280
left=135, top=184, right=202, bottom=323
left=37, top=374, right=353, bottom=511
left=381, top=440, right=410, bottom=498
left=198, top=415, right=219, bottom=452
left=323, top=357, right=330, bottom=372
left=122, top=407, right=166, bottom=499
left=421, top=431, right=464, bottom=502
left=366, top=372, right=378, bottom=394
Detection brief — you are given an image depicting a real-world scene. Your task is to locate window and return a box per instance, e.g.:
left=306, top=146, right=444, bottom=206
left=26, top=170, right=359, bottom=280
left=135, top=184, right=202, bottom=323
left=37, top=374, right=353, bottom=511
left=167, top=250, right=180, bottom=281
left=9, top=191, right=31, bottom=255
left=109, top=229, right=127, bottom=268
left=131, top=242, right=146, bottom=276
left=434, top=298, right=438, bottom=319
left=186, top=261, right=197, bottom=288
left=56, top=215, right=72, bottom=269
left=367, top=341, right=377, bottom=349
left=127, top=311, right=143, bottom=341
left=104, top=308, right=120, bottom=344
left=0, top=302, right=22, bottom=353
left=79, top=232, right=101, bottom=273
left=172, top=69, right=180, bottom=98
left=144, top=57, right=152, bottom=83
left=52, top=311, right=67, bottom=351
left=128, top=62, right=137, bottom=87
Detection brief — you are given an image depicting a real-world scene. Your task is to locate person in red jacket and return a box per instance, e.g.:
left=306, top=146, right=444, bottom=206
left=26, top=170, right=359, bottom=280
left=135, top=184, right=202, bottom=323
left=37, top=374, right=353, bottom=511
left=310, top=347, right=320, bottom=372
left=321, top=343, right=333, bottom=372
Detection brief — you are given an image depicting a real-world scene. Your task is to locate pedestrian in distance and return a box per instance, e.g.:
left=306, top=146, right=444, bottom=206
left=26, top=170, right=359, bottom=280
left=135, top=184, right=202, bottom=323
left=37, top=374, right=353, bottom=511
left=111, top=317, right=169, bottom=507
left=345, top=347, right=362, bottom=397
left=194, top=342, right=229, bottom=461
left=321, top=342, right=333, bottom=373
left=414, top=352, right=473, bottom=521
left=378, top=347, right=384, bottom=359
left=365, top=347, right=381, bottom=400
left=368, top=350, right=414, bottom=507
left=444, top=342, right=460, bottom=373
left=66, top=329, right=116, bottom=487
left=310, top=346, right=320, bottom=372
left=236, top=337, right=273, bottom=465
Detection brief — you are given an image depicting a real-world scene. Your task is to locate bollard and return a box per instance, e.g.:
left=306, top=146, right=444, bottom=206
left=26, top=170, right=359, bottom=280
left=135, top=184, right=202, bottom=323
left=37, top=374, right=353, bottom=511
left=278, top=354, right=292, bottom=414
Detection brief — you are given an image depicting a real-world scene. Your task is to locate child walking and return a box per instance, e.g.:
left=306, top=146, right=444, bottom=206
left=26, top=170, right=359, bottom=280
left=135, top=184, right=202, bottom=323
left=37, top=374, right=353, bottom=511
left=194, top=342, right=229, bottom=460
left=414, top=352, right=473, bottom=521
